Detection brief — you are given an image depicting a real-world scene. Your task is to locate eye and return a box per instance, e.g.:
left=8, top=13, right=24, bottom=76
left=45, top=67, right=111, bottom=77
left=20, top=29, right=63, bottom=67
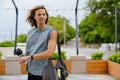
left=38, top=14, right=41, bottom=16
left=43, top=13, right=46, bottom=16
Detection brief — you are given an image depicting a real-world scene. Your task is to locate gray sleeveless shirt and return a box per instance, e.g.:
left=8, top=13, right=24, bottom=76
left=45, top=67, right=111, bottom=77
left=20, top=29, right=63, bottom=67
left=25, top=26, right=53, bottom=76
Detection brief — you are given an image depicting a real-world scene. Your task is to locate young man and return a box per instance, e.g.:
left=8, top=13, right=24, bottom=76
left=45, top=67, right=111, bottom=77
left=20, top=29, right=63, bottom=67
left=19, top=5, right=57, bottom=80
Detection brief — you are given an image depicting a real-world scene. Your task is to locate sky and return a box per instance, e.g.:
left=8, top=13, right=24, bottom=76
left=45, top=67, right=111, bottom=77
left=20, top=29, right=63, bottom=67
left=0, top=0, right=89, bottom=42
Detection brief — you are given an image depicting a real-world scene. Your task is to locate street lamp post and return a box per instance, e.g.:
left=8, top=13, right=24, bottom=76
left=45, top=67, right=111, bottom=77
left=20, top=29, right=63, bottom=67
left=11, top=0, right=18, bottom=55
left=75, top=0, right=79, bottom=55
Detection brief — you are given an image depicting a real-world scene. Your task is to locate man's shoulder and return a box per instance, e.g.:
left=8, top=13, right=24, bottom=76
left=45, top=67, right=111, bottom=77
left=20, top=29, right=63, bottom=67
left=47, top=25, right=55, bottom=31
left=28, top=27, right=36, bottom=33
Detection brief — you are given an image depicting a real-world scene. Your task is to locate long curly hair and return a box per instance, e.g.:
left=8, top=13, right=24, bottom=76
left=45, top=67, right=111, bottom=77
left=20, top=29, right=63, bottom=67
left=26, top=5, right=49, bottom=27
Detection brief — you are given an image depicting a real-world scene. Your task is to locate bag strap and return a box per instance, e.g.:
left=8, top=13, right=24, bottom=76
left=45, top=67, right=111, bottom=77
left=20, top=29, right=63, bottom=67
left=57, top=33, right=62, bottom=58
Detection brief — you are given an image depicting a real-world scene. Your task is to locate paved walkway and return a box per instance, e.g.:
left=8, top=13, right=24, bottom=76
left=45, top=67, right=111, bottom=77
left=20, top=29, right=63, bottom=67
left=0, top=74, right=116, bottom=80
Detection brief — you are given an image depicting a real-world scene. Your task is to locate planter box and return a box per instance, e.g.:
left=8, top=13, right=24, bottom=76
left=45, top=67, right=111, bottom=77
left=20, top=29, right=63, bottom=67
left=108, top=60, right=120, bottom=79
left=0, top=60, right=5, bottom=75
left=86, top=59, right=108, bottom=74
left=52, top=60, right=71, bottom=74
left=21, top=63, right=27, bottom=74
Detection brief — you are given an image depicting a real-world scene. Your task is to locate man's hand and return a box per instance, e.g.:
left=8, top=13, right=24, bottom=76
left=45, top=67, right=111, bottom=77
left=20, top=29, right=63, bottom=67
left=19, top=56, right=30, bottom=64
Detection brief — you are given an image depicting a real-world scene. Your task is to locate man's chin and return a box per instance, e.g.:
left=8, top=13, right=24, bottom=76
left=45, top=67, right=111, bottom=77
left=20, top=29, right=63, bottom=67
left=39, top=22, right=45, bottom=25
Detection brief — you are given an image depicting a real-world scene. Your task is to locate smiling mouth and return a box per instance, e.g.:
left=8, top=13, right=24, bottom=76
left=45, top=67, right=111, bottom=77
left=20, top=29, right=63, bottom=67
left=39, top=18, right=44, bottom=21
left=40, top=20, right=45, bottom=22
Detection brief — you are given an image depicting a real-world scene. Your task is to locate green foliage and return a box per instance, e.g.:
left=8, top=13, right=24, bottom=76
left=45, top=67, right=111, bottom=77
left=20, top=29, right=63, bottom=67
left=0, top=40, right=14, bottom=47
left=17, top=34, right=27, bottom=43
left=91, top=52, right=104, bottom=60
left=108, top=54, right=117, bottom=62
left=79, top=13, right=103, bottom=44
left=79, top=0, right=120, bottom=43
left=49, top=15, right=75, bottom=44
left=108, top=51, right=120, bottom=64
left=0, top=51, right=2, bottom=60
left=50, top=51, right=67, bottom=60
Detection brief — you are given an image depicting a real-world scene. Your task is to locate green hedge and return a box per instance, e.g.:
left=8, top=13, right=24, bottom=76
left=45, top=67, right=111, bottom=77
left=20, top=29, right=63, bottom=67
left=0, top=51, right=2, bottom=59
left=50, top=51, right=67, bottom=60
left=91, top=52, right=104, bottom=60
left=0, top=40, right=14, bottom=47
left=108, top=51, right=120, bottom=64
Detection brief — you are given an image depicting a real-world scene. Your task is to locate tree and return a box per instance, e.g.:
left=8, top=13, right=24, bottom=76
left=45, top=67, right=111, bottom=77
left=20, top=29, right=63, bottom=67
left=49, top=15, right=75, bottom=44
left=79, top=0, right=120, bottom=44
left=17, top=34, right=27, bottom=43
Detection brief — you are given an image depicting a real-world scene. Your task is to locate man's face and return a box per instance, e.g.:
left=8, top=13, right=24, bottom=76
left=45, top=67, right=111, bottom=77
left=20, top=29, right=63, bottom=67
left=34, top=9, right=47, bottom=25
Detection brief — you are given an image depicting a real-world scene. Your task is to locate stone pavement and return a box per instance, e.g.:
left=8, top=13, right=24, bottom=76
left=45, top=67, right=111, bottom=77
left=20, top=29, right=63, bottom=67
left=0, top=74, right=116, bottom=80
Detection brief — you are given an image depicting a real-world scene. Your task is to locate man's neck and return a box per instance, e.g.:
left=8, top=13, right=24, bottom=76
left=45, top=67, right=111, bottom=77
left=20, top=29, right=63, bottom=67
left=37, top=24, right=46, bottom=30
